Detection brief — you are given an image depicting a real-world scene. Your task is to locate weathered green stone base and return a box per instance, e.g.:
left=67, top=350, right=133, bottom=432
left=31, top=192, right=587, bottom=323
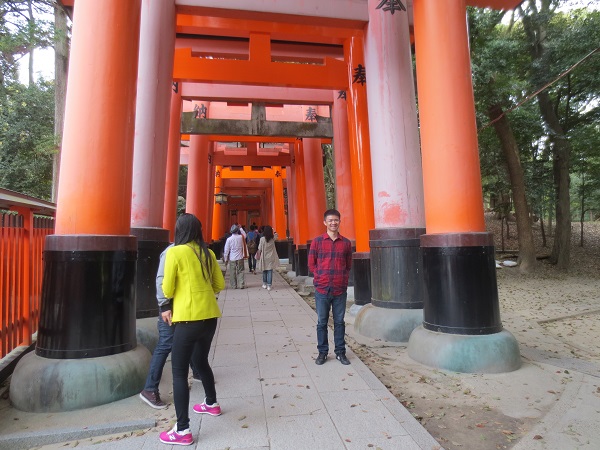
left=9, top=346, right=151, bottom=412
left=354, top=304, right=423, bottom=342
left=408, top=326, right=521, bottom=373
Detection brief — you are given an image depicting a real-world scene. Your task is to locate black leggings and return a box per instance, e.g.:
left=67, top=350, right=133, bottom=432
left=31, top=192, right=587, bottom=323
left=171, top=318, right=218, bottom=431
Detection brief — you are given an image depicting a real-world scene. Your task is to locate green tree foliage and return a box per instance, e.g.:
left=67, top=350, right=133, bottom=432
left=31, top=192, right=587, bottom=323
left=471, top=2, right=600, bottom=268
left=0, top=80, right=55, bottom=199
left=0, top=1, right=57, bottom=200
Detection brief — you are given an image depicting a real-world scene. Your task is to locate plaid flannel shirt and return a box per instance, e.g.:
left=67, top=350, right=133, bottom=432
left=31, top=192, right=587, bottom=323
left=308, top=232, right=352, bottom=296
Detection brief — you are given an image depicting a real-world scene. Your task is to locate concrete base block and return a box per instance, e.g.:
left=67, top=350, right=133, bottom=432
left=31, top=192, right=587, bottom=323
left=136, top=317, right=160, bottom=354
left=408, top=325, right=521, bottom=373
left=289, top=275, right=308, bottom=287
left=354, top=304, right=423, bottom=342
left=348, top=303, right=365, bottom=317
left=9, top=345, right=151, bottom=412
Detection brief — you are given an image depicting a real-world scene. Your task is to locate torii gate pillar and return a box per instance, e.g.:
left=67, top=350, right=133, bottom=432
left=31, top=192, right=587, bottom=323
left=10, top=0, right=150, bottom=412
left=345, top=35, right=375, bottom=306
left=130, top=0, right=176, bottom=318
left=408, top=0, right=520, bottom=373
left=354, top=0, right=426, bottom=342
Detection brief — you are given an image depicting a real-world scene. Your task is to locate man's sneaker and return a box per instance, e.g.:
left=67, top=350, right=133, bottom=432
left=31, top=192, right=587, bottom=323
left=159, top=425, right=193, bottom=446
left=193, top=399, right=222, bottom=416
left=262, top=284, right=267, bottom=289
left=267, top=285, right=271, bottom=291
left=139, top=389, right=167, bottom=409
left=315, top=353, right=327, bottom=365
left=336, top=353, right=351, bottom=365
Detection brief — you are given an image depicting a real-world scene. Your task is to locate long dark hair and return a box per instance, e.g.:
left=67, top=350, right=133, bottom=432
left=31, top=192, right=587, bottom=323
left=174, top=213, right=212, bottom=279
left=263, top=225, right=274, bottom=242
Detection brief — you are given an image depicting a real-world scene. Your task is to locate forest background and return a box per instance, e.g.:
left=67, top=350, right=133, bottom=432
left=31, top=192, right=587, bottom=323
left=1, top=0, right=599, bottom=273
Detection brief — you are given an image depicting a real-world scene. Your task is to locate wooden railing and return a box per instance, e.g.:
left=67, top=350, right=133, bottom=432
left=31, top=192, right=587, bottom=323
left=0, top=189, right=55, bottom=359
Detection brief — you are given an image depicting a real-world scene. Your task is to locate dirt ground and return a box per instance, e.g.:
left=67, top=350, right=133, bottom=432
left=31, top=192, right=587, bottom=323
left=302, top=216, right=600, bottom=450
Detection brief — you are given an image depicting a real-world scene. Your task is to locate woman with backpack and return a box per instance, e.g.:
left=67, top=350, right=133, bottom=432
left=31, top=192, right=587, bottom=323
left=246, top=225, right=259, bottom=274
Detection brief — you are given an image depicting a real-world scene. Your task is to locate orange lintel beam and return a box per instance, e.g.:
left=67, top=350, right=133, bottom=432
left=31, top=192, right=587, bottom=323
left=175, top=13, right=361, bottom=45
left=213, top=154, right=291, bottom=167
left=221, top=167, right=286, bottom=179
left=173, top=41, right=347, bottom=90
left=209, top=135, right=297, bottom=143
left=466, top=0, right=522, bottom=9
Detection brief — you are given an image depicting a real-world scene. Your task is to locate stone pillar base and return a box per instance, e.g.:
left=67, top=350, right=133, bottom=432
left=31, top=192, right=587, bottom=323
left=408, top=326, right=521, bottom=373
left=9, top=345, right=151, bottom=412
left=354, top=304, right=423, bottom=342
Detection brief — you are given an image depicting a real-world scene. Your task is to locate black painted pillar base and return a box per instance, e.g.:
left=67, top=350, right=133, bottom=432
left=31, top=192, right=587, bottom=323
left=347, top=241, right=356, bottom=287
left=407, top=232, right=521, bottom=373
left=287, top=239, right=295, bottom=267
left=354, top=228, right=425, bottom=342
left=275, top=239, right=289, bottom=259
left=296, top=244, right=309, bottom=276
left=352, top=252, right=371, bottom=306
left=9, top=235, right=151, bottom=412
left=37, top=235, right=138, bottom=359
left=131, top=227, right=170, bottom=319
left=291, top=244, right=297, bottom=271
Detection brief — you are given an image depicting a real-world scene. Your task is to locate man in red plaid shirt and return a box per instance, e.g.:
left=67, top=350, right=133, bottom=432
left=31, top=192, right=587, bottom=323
left=308, top=209, right=353, bottom=365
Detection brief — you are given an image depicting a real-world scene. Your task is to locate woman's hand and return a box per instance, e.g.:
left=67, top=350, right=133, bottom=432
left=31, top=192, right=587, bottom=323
left=161, top=310, right=173, bottom=326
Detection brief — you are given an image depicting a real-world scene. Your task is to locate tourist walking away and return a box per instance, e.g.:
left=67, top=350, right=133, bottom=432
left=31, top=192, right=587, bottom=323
left=256, top=225, right=280, bottom=291
left=139, top=243, right=201, bottom=410
left=223, top=224, right=246, bottom=289
left=158, top=214, right=225, bottom=446
left=308, top=209, right=353, bottom=366
left=246, top=225, right=259, bottom=274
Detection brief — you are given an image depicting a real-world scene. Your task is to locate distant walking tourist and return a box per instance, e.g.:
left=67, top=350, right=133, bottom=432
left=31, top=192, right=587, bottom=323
left=223, top=224, right=246, bottom=289
left=256, top=225, right=280, bottom=291
left=158, top=214, right=225, bottom=446
left=246, top=225, right=259, bottom=274
left=308, top=209, right=352, bottom=366
left=139, top=243, right=201, bottom=410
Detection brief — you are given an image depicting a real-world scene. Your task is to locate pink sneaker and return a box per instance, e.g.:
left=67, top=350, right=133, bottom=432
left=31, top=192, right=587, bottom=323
left=193, top=399, right=222, bottom=416
left=159, top=425, right=193, bottom=446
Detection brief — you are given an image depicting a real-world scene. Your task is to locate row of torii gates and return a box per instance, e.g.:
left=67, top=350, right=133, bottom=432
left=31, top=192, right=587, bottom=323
left=11, top=0, right=523, bottom=412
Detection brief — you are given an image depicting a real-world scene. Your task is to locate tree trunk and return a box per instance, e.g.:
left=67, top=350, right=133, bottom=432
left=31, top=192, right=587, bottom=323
left=580, top=171, right=585, bottom=247
left=521, top=1, right=571, bottom=270
left=539, top=90, right=571, bottom=269
left=52, top=4, right=69, bottom=202
left=488, top=105, right=537, bottom=273
left=28, top=0, right=34, bottom=86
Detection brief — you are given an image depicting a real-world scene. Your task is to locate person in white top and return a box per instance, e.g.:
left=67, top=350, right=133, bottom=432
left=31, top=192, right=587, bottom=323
left=223, top=225, right=246, bottom=289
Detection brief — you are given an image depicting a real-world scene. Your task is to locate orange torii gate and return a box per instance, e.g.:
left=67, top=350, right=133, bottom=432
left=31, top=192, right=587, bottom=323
left=11, top=0, right=522, bottom=413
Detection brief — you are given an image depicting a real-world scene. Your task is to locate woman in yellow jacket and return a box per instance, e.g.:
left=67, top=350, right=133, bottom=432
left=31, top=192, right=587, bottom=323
left=159, top=214, right=225, bottom=446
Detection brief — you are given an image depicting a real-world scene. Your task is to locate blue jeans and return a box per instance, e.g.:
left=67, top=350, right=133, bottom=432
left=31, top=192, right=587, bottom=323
left=172, top=319, right=218, bottom=432
left=315, top=290, right=347, bottom=355
left=143, top=317, right=198, bottom=392
left=262, top=269, right=273, bottom=286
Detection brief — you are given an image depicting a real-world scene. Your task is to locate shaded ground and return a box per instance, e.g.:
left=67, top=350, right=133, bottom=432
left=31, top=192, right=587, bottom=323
left=301, top=216, right=600, bottom=450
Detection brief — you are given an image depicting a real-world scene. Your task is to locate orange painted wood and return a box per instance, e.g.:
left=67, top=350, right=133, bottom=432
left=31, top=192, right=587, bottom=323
left=272, top=166, right=286, bottom=238
left=345, top=35, right=375, bottom=252
left=293, top=141, right=310, bottom=244
left=173, top=33, right=347, bottom=89
left=55, top=0, right=141, bottom=234
left=163, top=89, right=183, bottom=242
left=414, top=0, right=485, bottom=233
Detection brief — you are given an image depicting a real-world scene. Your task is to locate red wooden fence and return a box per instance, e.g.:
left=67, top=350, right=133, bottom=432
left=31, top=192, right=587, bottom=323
left=0, top=189, right=55, bottom=359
